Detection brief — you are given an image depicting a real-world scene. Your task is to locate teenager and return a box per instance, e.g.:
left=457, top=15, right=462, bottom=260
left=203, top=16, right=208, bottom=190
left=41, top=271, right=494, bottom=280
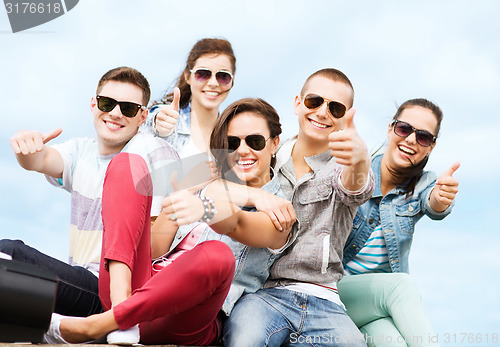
left=224, top=68, right=375, bottom=347
left=146, top=37, right=236, bottom=157
left=2, top=67, right=177, bottom=321
left=339, top=98, right=460, bottom=346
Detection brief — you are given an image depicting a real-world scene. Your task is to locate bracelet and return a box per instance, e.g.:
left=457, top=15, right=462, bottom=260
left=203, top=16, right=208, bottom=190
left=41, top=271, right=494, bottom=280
left=199, top=196, right=217, bottom=223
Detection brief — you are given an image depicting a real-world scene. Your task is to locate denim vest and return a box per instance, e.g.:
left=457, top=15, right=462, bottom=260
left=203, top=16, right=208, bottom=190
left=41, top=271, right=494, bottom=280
left=342, top=154, right=452, bottom=273
left=170, top=175, right=294, bottom=315
left=143, top=103, right=193, bottom=153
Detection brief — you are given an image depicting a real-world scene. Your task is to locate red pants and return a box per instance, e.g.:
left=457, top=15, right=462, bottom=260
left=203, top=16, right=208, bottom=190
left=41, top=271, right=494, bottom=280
left=99, top=153, right=235, bottom=345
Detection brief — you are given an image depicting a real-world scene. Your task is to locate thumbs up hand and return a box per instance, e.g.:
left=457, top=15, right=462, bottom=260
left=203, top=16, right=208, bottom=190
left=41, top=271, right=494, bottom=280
left=154, top=87, right=181, bottom=137
left=10, top=128, right=63, bottom=155
left=160, top=171, right=206, bottom=225
left=430, top=162, right=460, bottom=211
left=328, top=108, right=371, bottom=191
left=328, top=108, right=368, bottom=167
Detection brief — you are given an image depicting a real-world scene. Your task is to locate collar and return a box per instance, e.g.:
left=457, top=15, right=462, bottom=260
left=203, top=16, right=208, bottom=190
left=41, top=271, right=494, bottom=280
left=304, top=150, right=333, bottom=173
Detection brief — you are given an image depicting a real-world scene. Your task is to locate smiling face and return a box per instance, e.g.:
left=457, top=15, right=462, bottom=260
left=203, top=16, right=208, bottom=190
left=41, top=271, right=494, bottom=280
left=226, top=112, right=279, bottom=188
left=294, top=75, right=353, bottom=147
left=185, top=53, right=233, bottom=112
left=385, top=105, right=438, bottom=169
left=91, top=81, right=147, bottom=155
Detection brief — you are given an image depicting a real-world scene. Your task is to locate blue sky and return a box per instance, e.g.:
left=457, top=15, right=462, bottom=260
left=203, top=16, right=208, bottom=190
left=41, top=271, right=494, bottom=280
left=1, top=1, right=499, bottom=345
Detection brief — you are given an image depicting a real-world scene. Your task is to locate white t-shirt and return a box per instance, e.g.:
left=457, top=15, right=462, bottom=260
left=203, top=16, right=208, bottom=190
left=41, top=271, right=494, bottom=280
left=46, top=131, right=179, bottom=275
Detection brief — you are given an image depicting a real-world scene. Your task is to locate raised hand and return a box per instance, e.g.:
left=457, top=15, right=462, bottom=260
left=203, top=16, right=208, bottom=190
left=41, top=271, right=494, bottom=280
left=160, top=172, right=205, bottom=225
left=327, top=108, right=368, bottom=167
left=431, top=162, right=460, bottom=210
left=10, top=128, right=62, bottom=155
left=154, top=87, right=180, bottom=137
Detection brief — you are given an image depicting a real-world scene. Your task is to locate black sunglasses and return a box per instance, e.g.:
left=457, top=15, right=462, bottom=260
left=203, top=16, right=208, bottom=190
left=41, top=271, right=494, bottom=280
left=303, top=94, right=347, bottom=119
left=190, top=68, right=233, bottom=86
left=227, top=135, right=269, bottom=152
left=392, top=120, right=436, bottom=147
left=96, top=95, right=145, bottom=118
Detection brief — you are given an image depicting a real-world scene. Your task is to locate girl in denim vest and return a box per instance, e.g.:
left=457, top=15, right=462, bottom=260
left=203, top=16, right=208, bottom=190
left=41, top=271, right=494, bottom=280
left=339, top=98, right=460, bottom=347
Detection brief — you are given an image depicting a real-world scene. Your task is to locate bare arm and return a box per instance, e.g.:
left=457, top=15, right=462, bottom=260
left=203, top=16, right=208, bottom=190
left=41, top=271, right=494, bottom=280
left=150, top=214, right=179, bottom=259
left=161, top=184, right=295, bottom=250
left=211, top=209, right=291, bottom=249
left=10, top=129, right=64, bottom=178
left=209, top=179, right=296, bottom=232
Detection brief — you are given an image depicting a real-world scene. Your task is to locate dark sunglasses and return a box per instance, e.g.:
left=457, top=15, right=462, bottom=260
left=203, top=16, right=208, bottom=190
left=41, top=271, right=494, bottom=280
left=392, top=120, right=436, bottom=147
left=303, top=94, right=347, bottom=119
left=96, top=95, right=145, bottom=118
left=190, top=68, right=233, bottom=86
left=227, top=135, right=269, bottom=152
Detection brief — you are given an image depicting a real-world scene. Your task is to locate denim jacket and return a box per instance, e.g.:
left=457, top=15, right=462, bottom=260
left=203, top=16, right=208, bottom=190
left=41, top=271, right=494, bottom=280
left=143, top=103, right=193, bottom=153
left=170, top=175, right=296, bottom=316
left=342, top=154, right=453, bottom=273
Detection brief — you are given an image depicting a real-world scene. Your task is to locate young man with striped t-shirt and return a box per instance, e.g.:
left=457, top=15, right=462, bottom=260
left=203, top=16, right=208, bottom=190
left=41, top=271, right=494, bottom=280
left=2, top=67, right=178, bottom=318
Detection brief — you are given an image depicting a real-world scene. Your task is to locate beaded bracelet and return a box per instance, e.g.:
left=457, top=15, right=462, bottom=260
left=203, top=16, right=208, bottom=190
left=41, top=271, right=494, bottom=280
left=199, top=196, right=217, bottom=223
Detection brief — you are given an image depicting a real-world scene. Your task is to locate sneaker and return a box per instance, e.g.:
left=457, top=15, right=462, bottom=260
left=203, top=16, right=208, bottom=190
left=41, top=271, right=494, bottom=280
left=106, top=324, right=140, bottom=345
left=43, top=313, right=73, bottom=344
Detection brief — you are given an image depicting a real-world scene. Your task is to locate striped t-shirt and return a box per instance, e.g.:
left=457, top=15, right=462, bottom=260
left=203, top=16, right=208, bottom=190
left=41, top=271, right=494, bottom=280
left=344, top=225, right=391, bottom=275
left=46, top=132, right=179, bottom=276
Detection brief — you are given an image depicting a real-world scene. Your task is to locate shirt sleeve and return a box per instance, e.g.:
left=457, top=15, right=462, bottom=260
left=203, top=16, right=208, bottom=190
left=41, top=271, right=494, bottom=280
left=44, top=138, right=82, bottom=192
left=421, top=172, right=454, bottom=220
left=335, top=166, right=375, bottom=207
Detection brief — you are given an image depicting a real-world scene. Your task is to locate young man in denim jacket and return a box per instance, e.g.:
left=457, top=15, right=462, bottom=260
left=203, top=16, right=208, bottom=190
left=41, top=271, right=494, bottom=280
left=224, top=68, right=375, bottom=346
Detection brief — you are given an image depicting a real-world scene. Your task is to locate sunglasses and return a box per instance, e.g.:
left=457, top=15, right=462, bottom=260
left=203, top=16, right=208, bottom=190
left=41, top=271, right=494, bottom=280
left=190, top=68, right=233, bottom=86
left=392, top=120, right=436, bottom=147
left=227, top=134, right=270, bottom=152
left=96, top=95, right=145, bottom=118
left=303, top=94, right=347, bottom=119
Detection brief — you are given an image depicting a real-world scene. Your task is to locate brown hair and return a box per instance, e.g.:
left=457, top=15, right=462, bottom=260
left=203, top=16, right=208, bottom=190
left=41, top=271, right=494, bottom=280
left=301, top=68, right=354, bottom=108
left=152, top=38, right=236, bottom=108
left=210, top=98, right=281, bottom=181
left=388, top=98, right=443, bottom=198
left=96, top=66, right=150, bottom=106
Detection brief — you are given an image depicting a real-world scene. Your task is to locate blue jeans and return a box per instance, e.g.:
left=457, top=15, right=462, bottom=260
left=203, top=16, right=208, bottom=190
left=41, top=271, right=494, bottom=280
left=0, top=239, right=102, bottom=317
left=224, top=287, right=367, bottom=347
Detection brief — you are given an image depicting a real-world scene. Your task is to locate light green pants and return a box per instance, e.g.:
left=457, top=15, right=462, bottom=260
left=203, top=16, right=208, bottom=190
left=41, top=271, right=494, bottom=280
left=338, top=273, right=439, bottom=347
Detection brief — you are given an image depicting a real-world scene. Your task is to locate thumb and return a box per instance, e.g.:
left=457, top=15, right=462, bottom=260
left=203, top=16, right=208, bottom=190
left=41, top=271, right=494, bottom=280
left=343, top=107, right=356, bottom=129
left=172, top=87, right=181, bottom=113
left=443, top=161, right=460, bottom=177
left=43, top=128, right=62, bottom=144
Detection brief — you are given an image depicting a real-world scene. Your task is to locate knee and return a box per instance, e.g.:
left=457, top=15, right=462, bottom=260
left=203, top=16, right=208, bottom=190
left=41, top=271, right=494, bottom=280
left=199, top=241, right=235, bottom=276
left=0, top=239, right=25, bottom=255
left=386, top=273, right=422, bottom=309
left=391, top=273, right=419, bottom=295
left=224, top=306, right=266, bottom=347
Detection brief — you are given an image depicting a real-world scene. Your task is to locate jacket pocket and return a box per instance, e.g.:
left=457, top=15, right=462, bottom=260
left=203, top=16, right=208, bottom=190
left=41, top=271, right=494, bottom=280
left=394, top=201, right=421, bottom=235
